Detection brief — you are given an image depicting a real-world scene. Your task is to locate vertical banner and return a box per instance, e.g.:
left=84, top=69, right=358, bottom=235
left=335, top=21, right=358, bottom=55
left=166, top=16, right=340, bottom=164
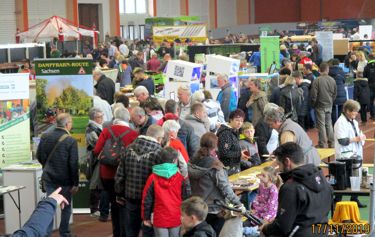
left=35, top=59, right=93, bottom=209
left=316, top=31, right=333, bottom=62
left=0, top=74, right=30, bottom=168
left=260, top=36, right=280, bottom=73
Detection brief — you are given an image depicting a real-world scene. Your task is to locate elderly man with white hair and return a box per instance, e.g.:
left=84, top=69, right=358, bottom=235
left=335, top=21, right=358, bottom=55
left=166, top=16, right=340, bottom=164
left=133, top=85, right=150, bottom=103
left=93, top=68, right=115, bottom=104
left=216, top=73, right=237, bottom=122
left=177, top=85, right=192, bottom=119
left=130, top=106, right=156, bottom=135
left=93, top=106, right=138, bottom=237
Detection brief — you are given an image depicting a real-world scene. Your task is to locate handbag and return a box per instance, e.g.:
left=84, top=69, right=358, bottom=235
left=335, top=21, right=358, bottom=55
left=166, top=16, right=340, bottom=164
left=40, top=133, right=70, bottom=193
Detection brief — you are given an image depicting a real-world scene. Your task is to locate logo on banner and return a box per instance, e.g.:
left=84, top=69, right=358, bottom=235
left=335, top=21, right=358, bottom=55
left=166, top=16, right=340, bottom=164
left=78, top=67, right=86, bottom=74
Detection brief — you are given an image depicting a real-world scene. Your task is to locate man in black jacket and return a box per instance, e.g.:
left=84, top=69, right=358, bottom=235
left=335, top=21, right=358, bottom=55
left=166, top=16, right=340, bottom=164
left=363, top=54, right=375, bottom=120
left=37, top=113, right=79, bottom=237
left=94, top=69, right=115, bottom=105
left=261, top=142, right=332, bottom=237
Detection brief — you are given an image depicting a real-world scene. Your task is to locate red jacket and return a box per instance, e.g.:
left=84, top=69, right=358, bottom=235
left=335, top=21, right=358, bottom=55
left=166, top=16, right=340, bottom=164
left=93, top=125, right=138, bottom=179
left=169, top=138, right=189, bottom=162
left=142, top=172, right=189, bottom=228
left=157, top=113, right=179, bottom=126
left=147, top=58, right=161, bottom=72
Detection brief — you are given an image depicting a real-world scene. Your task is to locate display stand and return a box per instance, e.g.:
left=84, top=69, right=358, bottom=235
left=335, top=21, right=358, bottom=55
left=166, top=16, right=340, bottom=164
left=2, top=161, right=72, bottom=234
left=205, top=54, right=240, bottom=100
left=164, top=60, right=202, bottom=100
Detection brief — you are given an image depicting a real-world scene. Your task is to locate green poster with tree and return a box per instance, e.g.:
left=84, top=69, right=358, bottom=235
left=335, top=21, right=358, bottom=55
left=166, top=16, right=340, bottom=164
left=35, top=58, right=93, bottom=210
left=260, top=36, right=280, bottom=73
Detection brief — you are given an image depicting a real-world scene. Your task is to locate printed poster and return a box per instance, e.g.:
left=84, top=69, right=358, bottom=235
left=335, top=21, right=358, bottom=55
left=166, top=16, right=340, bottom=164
left=315, top=31, right=333, bottom=62
left=0, top=73, right=30, bottom=168
left=35, top=59, right=93, bottom=209
left=260, top=36, right=280, bottom=73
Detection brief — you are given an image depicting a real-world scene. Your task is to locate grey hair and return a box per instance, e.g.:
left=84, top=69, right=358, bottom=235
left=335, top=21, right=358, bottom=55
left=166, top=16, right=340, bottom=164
left=56, top=113, right=72, bottom=128
left=89, top=108, right=103, bottom=120
left=113, top=107, right=130, bottom=122
left=162, top=120, right=181, bottom=133
left=191, top=90, right=205, bottom=104
left=263, top=103, right=285, bottom=123
left=112, top=103, right=126, bottom=115
left=134, top=86, right=149, bottom=97
left=250, top=78, right=262, bottom=89
left=146, top=124, right=165, bottom=139
left=178, top=85, right=191, bottom=95
left=217, top=73, right=229, bottom=82
left=132, top=106, right=146, bottom=116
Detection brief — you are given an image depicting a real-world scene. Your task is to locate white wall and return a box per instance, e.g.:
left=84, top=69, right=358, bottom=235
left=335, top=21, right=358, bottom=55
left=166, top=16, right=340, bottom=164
left=78, top=0, right=110, bottom=41
left=28, top=0, right=67, bottom=27
left=0, top=1, right=17, bottom=44
left=217, top=0, right=236, bottom=28
left=188, top=0, right=209, bottom=24
left=156, top=0, right=181, bottom=17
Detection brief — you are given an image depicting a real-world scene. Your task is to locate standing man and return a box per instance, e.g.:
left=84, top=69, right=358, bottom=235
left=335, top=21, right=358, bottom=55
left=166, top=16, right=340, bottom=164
left=178, top=85, right=192, bottom=119
left=310, top=62, right=337, bottom=148
left=115, top=125, right=165, bottom=237
left=363, top=54, right=375, bottom=120
left=216, top=74, right=237, bottom=122
left=37, top=113, right=79, bottom=237
left=93, top=69, right=115, bottom=105
left=261, top=142, right=332, bottom=237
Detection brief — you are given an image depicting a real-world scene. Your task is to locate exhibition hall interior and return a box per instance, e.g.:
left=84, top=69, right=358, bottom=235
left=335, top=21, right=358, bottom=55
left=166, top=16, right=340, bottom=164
left=1, top=0, right=375, bottom=236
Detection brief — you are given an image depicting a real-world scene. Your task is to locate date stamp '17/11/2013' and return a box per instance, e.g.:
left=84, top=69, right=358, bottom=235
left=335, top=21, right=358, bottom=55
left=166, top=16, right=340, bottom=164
left=311, top=223, right=370, bottom=235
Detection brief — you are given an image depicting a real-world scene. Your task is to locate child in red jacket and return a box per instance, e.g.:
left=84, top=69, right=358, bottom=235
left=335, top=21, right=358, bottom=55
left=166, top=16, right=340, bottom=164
left=142, top=147, right=191, bottom=237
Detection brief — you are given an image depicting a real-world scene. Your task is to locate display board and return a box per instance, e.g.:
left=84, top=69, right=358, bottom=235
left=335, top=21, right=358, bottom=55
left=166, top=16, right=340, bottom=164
left=333, top=39, right=349, bottom=55
left=152, top=25, right=207, bottom=42
left=0, top=73, right=30, bottom=168
left=359, top=25, right=373, bottom=39
left=35, top=59, right=93, bottom=210
left=315, top=31, right=334, bottom=61
left=260, top=36, right=280, bottom=73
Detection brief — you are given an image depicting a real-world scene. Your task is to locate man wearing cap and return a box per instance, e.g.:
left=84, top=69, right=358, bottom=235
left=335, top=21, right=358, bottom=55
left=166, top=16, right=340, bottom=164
left=133, top=67, right=155, bottom=96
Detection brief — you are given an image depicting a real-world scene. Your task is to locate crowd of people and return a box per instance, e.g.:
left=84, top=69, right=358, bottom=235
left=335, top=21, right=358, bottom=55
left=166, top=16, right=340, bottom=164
left=18, top=28, right=374, bottom=237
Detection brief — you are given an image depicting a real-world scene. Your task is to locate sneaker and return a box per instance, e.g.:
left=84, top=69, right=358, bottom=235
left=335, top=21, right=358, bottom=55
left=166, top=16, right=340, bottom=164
left=98, top=215, right=108, bottom=222
left=90, top=211, right=100, bottom=218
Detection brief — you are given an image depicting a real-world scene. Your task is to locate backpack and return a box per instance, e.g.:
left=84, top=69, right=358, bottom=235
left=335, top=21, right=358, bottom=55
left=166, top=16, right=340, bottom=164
left=99, top=127, right=130, bottom=167
left=282, top=86, right=304, bottom=121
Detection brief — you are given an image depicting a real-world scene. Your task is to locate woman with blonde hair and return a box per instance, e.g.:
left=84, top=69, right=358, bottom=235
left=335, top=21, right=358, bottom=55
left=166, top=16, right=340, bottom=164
left=356, top=50, right=368, bottom=74
left=279, top=75, right=303, bottom=122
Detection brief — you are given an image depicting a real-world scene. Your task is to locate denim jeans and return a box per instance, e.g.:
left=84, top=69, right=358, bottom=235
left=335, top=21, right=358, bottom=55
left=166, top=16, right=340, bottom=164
left=102, top=178, right=122, bottom=237
left=124, top=199, right=142, bottom=237
left=44, top=182, right=72, bottom=237
left=99, top=190, right=110, bottom=218
left=369, top=87, right=375, bottom=118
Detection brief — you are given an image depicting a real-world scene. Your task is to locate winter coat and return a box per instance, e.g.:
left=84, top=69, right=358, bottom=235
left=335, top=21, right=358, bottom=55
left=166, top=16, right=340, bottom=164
left=188, top=155, right=241, bottom=214
left=178, top=119, right=200, bottom=159
left=182, top=221, right=216, bottom=237
left=202, top=99, right=225, bottom=132
left=329, top=66, right=347, bottom=105
left=94, top=74, right=115, bottom=105
left=279, top=84, right=303, bottom=122
left=254, top=118, right=273, bottom=159
left=142, top=163, right=190, bottom=228
left=297, top=79, right=311, bottom=117
left=354, top=78, right=370, bottom=105
left=185, top=115, right=210, bottom=138
left=93, top=125, right=138, bottom=179
left=85, top=121, right=103, bottom=189
left=115, top=135, right=163, bottom=200
left=136, top=115, right=156, bottom=136
left=135, top=77, right=155, bottom=96
left=216, top=124, right=241, bottom=175
left=310, top=74, right=337, bottom=109
left=37, top=128, right=79, bottom=187
left=238, top=87, right=251, bottom=121
left=217, top=83, right=237, bottom=122
left=269, top=85, right=284, bottom=106
left=262, top=164, right=333, bottom=237
left=363, top=59, right=375, bottom=88
left=118, top=63, right=132, bottom=87
left=246, top=91, right=268, bottom=126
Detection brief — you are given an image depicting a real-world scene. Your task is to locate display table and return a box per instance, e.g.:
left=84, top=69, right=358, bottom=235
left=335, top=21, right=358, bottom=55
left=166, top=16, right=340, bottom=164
left=317, top=148, right=335, bottom=162
left=0, top=186, right=25, bottom=228
left=2, top=161, right=71, bottom=234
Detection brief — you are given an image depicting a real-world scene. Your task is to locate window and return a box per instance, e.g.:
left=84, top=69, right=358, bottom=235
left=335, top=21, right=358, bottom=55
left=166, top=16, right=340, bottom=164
left=128, top=25, right=135, bottom=40
left=119, top=0, right=147, bottom=14
left=120, top=25, right=125, bottom=38
left=139, top=25, right=145, bottom=40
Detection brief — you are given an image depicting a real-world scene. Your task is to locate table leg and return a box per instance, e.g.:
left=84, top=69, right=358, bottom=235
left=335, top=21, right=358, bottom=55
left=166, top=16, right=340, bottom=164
left=17, top=189, right=21, bottom=228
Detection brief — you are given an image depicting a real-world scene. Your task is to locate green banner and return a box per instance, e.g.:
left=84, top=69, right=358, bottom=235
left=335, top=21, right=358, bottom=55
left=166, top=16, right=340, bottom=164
left=260, top=36, right=280, bottom=73
left=35, top=59, right=93, bottom=76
